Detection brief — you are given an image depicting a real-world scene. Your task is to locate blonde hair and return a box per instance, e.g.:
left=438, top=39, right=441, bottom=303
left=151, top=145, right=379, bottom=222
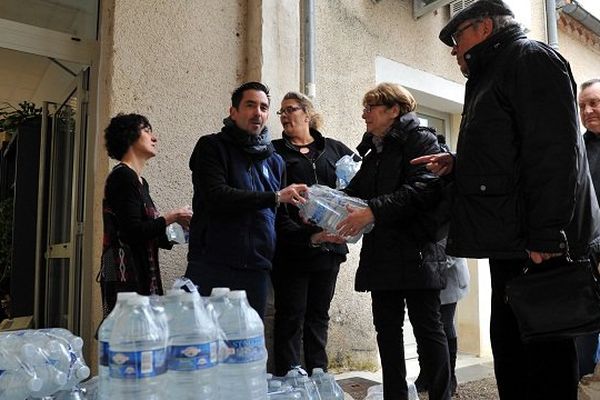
left=363, top=82, right=417, bottom=116
left=282, top=91, right=323, bottom=131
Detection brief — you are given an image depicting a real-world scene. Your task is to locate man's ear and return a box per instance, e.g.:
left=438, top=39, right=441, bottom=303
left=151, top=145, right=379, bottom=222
left=481, top=17, right=494, bottom=39
left=229, top=106, right=236, bottom=121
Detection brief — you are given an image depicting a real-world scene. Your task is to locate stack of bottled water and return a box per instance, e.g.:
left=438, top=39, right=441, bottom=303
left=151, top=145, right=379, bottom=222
left=0, top=328, right=90, bottom=399
left=98, top=287, right=269, bottom=400
left=298, top=184, right=373, bottom=243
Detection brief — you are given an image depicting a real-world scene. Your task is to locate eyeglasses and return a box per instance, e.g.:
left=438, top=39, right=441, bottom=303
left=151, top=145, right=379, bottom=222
left=363, top=104, right=386, bottom=113
left=451, top=20, right=480, bottom=46
left=276, top=106, right=303, bottom=116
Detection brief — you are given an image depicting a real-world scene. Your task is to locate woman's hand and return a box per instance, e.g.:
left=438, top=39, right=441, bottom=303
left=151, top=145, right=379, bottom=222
left=310, top=231, right=347, bottom=246
left=164, top=206, right=193, bottom=228
left=336, top=205, right=374, bottom=237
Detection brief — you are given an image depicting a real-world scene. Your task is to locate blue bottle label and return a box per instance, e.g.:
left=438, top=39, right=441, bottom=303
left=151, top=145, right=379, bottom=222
left=222, top=335, right=266, bottom=364
left=168, top=341, right=218, bottom=371
left=99, top=341, right=110, bottom=367
left=109, top=348, right=167, bottom=378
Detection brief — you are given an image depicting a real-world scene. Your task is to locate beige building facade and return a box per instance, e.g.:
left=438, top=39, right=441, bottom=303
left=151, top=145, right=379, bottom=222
left=1, top=0, right=600, bottom=372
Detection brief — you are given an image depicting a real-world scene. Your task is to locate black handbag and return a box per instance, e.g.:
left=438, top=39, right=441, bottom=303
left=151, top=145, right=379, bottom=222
left=505, top=254, right=600, bottom=342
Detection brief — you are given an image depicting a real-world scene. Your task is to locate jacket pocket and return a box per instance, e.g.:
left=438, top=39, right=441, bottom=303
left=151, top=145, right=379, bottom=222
left=455, top=174, right=523, bottom=249
left=458, top=174, right=513, bottom=196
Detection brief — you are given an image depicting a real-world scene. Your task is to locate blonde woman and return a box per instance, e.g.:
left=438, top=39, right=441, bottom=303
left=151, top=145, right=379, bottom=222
left=271, top=91, right=352, bottom=376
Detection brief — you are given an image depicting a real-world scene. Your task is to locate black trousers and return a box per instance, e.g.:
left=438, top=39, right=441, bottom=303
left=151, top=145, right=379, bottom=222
left=489, top=259, right=578, bottom=400
left=272, top=259, right=340, bottom=376
left=372, top=289, right=451, bottom=400
left=185, top=261, right=271, bottom=319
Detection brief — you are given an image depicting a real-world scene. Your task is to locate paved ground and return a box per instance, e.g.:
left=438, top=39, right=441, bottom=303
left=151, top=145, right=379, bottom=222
left=334, top=352, right=497, bottom=400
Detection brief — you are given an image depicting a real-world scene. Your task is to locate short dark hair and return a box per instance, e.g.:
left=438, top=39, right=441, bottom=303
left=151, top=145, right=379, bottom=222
left=104, top=113, right=152, bottom=161
left=581, top=79, right=600, bottom=91
left=231, top=81, right=270, bottom=108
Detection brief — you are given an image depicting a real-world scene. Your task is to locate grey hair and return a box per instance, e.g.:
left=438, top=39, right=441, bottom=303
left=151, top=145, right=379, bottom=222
left=581, top=79, right=600, bottom=91
left=490, top=15, right=521, bottom=35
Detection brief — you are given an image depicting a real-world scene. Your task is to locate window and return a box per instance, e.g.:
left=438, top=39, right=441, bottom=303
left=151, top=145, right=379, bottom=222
left=413, top=0, right=454, bottom=18
left=417, top=106, right=452, bottom=149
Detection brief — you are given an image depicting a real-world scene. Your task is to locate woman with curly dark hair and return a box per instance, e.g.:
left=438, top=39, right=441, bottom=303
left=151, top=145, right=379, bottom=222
left=100, top=113, right=192, bottom=316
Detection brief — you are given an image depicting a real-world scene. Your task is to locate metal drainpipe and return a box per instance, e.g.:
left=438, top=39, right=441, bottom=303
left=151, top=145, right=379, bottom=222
left=304, top=0, right=316, bottom=99
left=546, top=0, right=560, bottom=50
left=561, top=0, right=600, bottom=37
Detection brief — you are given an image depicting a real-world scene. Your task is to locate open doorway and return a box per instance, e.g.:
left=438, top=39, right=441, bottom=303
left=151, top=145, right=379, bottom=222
left=0, top=0, right=98, bottom=340
left=0, top=46, right=90, bottom=332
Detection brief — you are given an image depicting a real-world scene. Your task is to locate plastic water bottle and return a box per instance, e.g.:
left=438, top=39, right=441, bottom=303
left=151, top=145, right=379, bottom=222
left=109, top=295, right=168, bottom=400
left=311, top=368, right=344, bottom=400
left=298, top=185, right=373, bottom=243
left=0, top=369, right=43, bottom=399
left=166, top=291, right=219, bottom=399
left=283, top=369, right=321, bottom=400
left=39, top=328, right=85, bottom=353
left=268, top=379, right=303, bottom=399
left=217, top=290, right=268, bottom=400
left=97, top=292, right=137, bottom=399
left=335, top=154, right=361, bottom=189
left=20, top=342, right=68, bottom=397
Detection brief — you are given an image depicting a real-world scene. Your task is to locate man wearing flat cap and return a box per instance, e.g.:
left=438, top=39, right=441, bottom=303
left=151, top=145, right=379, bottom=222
left=412, top=0, right=600, bottom=398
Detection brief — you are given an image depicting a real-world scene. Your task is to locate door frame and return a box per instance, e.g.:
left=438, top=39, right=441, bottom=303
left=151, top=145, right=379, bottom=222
left=0, top=16, right=99, bottom=348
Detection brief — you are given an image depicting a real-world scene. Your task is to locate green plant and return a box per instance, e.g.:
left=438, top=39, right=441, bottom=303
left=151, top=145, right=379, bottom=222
left=0, top=101, right=42, bottom=134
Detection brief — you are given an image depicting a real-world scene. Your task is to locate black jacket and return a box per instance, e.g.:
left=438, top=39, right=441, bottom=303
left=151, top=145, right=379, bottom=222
left=272, top=129, right=353, bottom=270
left=584, top=131, right=600, bottom=206
left=345, top=113, right=446, bottom=291
left=187, top=125, right=285, bottom=270
left=447, top=25, right=600, bottom=259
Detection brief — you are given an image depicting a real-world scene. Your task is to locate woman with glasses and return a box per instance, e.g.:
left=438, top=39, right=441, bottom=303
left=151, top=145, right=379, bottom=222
left=337, top=83, right=451, bottom=400
left=271, top=91, right=353, bottom=376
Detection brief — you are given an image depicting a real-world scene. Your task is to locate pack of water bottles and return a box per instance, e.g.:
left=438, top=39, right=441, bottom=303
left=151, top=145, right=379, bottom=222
left=0, top=328, right=90, bottom=400
left=97, top=284, right=268, bottom=400
left=267, top=367, right=345, bottom=400
left=298, top=184, right=374, bottom=243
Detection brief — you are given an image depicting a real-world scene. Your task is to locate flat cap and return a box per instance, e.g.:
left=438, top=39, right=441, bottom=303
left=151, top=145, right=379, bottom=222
left=439, top=0, right=514, bottom=47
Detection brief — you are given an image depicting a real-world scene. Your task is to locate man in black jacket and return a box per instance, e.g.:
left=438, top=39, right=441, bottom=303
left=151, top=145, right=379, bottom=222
left=412, top=1, right=600, bottom=399
left=578, top=78, right=600, bottom=377
left=185, top=81, right=307, bottom=318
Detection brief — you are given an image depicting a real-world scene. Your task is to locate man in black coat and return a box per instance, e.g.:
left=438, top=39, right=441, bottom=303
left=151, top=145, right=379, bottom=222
left=578, top=78, right=600, bottom=377
left=412, top=1, right=600, bottom=399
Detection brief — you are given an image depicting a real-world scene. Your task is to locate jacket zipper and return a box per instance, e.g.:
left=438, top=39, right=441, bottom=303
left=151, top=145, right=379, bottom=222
left=284, top=139, right=324, bottom=185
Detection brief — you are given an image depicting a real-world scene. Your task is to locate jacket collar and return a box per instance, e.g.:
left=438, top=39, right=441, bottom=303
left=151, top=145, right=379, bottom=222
left=464, top=25, right=526, bottom=78
left=356, top=112, right=421, bottom=156
left=585, top=130, right=600, bottom=143
left=281, top=128, right=326, bottom=152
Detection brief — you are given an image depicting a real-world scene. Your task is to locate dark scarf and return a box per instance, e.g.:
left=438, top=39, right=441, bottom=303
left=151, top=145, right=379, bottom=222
left=222, top=117, right=274, bottom=160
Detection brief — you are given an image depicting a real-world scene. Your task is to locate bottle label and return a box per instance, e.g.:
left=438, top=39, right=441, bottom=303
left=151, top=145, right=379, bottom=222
left=222, top=335, right=266, bottom=364
left=99, top=341, right=110, bottom=365
left=168, top=341, right=218, bottom=371
left=109, top=348, right=167, bottom=378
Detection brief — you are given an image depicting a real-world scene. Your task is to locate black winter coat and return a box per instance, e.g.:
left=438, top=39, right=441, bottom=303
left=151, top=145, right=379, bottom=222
left=272, top=129, right=353, bottom=270
left=447, top=25, right=600, bottom=259
left=345, top=113, right=446, bottom=291
left=187, top=125, right=285, bottom=270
